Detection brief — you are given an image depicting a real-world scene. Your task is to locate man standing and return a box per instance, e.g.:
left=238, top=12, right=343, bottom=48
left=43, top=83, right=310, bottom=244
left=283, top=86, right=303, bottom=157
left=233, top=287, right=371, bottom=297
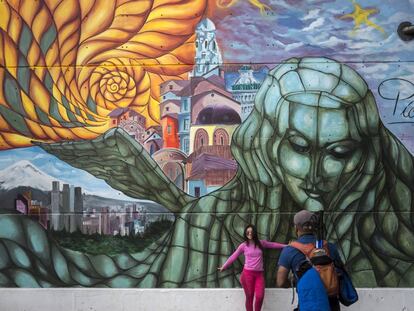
left=276, top=210, right=342, bottom=311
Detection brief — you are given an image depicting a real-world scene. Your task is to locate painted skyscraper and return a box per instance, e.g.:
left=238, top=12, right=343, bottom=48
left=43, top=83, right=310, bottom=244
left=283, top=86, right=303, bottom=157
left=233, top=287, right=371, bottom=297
left=62, top=184, right=71, bottom=232
left=74, top=187, right=83, bottom=232
left=50, top=181, right=62, bottom=231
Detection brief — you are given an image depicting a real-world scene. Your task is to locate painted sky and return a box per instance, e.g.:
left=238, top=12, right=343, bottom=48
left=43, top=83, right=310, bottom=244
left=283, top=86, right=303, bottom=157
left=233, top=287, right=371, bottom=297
left=0, top=147, right=136, bottom=200
left=212, top=0, right=414, bottom=151
left=214, top=0, right=414, bottom=64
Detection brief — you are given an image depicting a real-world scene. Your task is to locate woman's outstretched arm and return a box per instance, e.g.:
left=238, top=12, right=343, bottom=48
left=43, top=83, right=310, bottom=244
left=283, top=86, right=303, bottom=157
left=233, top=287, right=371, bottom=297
left=218, top=243, right=245, bottom=271
left=261, top=240, right=286, bottom=249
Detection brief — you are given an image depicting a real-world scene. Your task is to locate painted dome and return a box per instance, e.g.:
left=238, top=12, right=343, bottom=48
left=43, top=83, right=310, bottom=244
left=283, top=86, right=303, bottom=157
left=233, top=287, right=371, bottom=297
left=196, top=18, right=216, bottom=32
left=195, top=106, right=241, bottom=125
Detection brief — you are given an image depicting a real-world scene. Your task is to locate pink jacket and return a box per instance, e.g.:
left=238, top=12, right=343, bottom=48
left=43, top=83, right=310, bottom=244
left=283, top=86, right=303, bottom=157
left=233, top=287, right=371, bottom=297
left=222, top=240, right=286, bottom=271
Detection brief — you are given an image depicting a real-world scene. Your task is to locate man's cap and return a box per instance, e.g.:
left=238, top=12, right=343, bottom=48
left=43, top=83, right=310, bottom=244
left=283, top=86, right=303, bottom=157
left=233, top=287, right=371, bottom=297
left=294, top=210, right=316, bottom=227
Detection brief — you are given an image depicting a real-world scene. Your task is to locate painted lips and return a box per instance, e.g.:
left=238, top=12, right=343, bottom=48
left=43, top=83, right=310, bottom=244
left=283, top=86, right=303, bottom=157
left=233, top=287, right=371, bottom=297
left=304, top=190, right=323, bottom=199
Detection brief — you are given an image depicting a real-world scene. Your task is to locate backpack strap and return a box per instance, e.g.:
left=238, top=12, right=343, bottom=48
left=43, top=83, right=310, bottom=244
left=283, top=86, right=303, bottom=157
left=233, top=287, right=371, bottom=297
left=322, top=240, right=331, bottom=256
left=290, top=240, right=331, bottom=258
left=289, top=241, right=315, bottom=259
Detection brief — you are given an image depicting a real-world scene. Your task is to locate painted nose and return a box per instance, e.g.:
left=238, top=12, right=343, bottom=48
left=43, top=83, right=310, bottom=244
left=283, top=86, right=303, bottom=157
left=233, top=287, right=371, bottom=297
left=305, top=152, right=323, bottom=190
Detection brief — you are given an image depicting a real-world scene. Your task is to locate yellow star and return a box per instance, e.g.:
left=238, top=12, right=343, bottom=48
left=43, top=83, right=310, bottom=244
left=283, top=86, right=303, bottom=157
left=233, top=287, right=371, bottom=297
left=341, top=1, right=385, bottom=34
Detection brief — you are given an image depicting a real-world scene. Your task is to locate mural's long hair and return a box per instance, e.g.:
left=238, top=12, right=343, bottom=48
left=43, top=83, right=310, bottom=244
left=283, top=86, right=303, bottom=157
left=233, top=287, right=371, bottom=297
left=231, top=57, right=414, bottom=285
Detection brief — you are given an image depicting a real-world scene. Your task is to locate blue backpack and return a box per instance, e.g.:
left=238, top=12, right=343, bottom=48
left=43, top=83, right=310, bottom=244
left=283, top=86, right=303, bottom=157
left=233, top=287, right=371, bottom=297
left=296, top=267, right=331, bottom=311
left=336, top=266, right=358, bottom=306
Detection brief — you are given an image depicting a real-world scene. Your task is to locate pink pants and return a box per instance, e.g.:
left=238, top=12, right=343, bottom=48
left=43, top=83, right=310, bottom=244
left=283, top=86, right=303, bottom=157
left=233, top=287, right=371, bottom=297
left=240, top=269, right=265, bottom=311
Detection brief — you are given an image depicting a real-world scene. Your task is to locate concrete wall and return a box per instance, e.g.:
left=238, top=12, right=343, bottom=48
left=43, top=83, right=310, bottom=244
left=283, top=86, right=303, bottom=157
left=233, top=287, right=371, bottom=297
left=1, top=289, right=413, bottom=311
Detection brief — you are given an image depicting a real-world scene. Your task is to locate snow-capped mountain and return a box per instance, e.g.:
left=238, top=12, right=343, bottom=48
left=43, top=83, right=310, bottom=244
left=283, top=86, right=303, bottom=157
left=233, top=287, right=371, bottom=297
left=0, top=160, right=169, bottom=212
left=0, top=160, right=63, bottom=191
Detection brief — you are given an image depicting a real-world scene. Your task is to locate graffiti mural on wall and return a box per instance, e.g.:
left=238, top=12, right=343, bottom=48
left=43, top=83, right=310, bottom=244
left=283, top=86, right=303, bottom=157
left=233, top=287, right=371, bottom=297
left=0, top=0, right=413, bottom=288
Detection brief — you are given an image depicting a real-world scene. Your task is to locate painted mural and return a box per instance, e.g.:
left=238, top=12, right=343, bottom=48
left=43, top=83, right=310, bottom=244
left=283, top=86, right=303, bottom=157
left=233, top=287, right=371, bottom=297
left=0, top=0, right=413, bottom=288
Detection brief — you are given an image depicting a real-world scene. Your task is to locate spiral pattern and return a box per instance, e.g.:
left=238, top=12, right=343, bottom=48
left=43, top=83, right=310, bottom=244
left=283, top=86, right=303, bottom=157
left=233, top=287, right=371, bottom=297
left=90, top=59, right=140, bottom=111
left=101, top=73, right=131, bottom=98
left=0, top=0, right=208, bottom=149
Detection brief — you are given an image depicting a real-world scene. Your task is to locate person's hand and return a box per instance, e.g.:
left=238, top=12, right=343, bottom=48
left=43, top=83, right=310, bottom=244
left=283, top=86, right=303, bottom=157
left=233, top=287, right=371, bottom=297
left=217, top=266, right=224, bottom=272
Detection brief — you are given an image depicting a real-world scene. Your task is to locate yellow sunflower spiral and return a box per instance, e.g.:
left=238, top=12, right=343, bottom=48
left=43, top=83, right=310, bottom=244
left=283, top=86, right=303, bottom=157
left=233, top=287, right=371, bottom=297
left=90, top=58, right=139, bottom=111
left=0, top=0, right=208, bottom=149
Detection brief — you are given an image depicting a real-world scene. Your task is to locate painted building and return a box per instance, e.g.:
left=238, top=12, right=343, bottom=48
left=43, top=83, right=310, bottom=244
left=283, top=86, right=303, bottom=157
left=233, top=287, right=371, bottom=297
left=160, top=99, right=181, bottom=118
left=157, top=18, right=232, bottom=156
left=231, top=65, right=262, bottom=120
left=15, top=191, right=49, bottom=229
left=160, top=80, right=189, bottom=102
left=178, top=96, right=191, bottom=154
left=191, top=18, right=223, bottom=78
left=155, top=18, right=242, bottom=195
left=50, top=181, right=61, bottom=231
left=187, top=101, right=241, bottom=195
left=160, top=74, right=231, bottom=155
left=185, top=144, right=236, bottom=197
left=189, top=91, right=241, bottom=153
left=82, top=216, right=101, bottom=235
left=61, top=183, right=83, bottom=233
left=74, top=187, right=83, bottom=231
left=186, top=153, right=237, bottom=197
left=101, top=207, right=110, bottom=235
left=142, top=126, right=163, bottom=155
left=108, top=108, right=147, bottom=142
left=62, top=184, right=72, bottom=232
left=153, top=148, right=187, bottom=191
left=161, top=113, right=179, bottom=149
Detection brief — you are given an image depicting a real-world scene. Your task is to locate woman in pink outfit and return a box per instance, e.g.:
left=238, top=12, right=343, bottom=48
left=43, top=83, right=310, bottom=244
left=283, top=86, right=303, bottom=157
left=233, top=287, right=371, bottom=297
left=218, top=224, right=286, bottom=311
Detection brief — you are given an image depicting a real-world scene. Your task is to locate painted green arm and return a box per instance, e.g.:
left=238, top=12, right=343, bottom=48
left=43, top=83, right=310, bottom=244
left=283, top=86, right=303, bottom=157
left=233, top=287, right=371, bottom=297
left=36, top=128, right=193, bottom=213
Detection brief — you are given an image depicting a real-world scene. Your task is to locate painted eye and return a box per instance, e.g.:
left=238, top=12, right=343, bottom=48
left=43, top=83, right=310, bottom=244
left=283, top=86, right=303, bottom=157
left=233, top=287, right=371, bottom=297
left=328, top=142, right=358, bottom=159
left=288, top=135, right=310, bottom=153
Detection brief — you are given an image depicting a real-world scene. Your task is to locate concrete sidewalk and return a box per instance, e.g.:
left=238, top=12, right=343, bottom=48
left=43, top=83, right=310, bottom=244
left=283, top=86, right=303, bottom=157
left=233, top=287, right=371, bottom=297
left=1, top=288, right=413, bottom=311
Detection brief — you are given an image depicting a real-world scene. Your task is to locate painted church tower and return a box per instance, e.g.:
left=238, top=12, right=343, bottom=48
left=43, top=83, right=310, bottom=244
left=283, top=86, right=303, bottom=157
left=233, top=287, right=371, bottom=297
left=191, top=18, right=223, bottom=78
left=231, top=65, right=261, bottom=121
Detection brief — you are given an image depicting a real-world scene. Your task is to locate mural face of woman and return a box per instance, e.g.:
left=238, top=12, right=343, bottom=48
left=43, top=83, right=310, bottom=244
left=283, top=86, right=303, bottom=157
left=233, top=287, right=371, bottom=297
left=275, top=98, right=365, bottom=211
